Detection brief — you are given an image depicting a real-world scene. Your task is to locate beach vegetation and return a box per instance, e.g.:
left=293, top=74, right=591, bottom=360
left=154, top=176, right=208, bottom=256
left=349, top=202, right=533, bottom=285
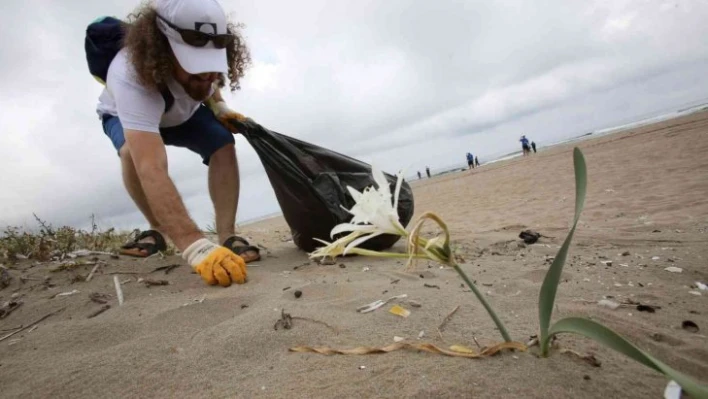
left=310, top=148, right=708, bottom=398
left=0, top=214, right=174, bottom=262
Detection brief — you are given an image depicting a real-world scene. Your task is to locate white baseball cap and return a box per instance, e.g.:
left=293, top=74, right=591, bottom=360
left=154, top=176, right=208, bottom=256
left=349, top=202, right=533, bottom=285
left=155, top=0, right=229, bottom=75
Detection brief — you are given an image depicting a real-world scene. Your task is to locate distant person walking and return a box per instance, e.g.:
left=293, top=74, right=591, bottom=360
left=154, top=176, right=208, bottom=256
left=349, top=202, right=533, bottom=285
left=520, top=135, right=531, bottom=156
left=426, top=166, right=431, bottom=178
left=417, top=171, right=422, bottom=179
left=466, top=152, right=475, bottom=169
left=475, top=156, right=480, bottom=167
left=531, top=141, right=537, bottom=153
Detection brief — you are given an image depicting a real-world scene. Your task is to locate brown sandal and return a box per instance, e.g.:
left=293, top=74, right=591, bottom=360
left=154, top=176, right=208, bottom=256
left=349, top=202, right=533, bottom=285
left=119, top=230, right=167, bottom=257
left=223, top=235, right=261, bottom=263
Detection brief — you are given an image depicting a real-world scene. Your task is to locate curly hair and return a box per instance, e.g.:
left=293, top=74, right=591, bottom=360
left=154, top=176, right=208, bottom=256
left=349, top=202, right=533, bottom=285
left=122, top=1, right=251, bottom=92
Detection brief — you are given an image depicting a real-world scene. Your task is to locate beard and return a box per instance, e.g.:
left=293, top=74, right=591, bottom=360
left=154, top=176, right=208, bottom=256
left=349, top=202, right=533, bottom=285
left=182, top=77, right=213, bottom=101
left=178, top=74, right=216, bottom=101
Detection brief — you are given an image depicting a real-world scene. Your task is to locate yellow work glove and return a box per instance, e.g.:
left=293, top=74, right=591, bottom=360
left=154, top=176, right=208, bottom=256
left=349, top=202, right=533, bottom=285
left=182, top=238, right=247, bottom=286
left=208, top=100, right=250, bottom=133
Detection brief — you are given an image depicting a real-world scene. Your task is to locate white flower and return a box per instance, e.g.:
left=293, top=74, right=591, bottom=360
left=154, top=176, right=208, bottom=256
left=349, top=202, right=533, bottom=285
left=309, top=165, right=408, bottom=258
left=329, top=166, right=407, bottom=254
left=309, top=231, right=366, bottom=259
left=308, top=165, right=455, bottom=270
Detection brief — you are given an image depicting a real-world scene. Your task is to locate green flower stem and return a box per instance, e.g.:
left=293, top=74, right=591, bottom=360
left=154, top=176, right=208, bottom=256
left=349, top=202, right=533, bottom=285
left=453, top=263, right=512, bottom=343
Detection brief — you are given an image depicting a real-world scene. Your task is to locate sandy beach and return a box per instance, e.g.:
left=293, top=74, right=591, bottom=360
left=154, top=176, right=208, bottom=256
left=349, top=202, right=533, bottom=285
left=1, top=110, right=707, bottom=398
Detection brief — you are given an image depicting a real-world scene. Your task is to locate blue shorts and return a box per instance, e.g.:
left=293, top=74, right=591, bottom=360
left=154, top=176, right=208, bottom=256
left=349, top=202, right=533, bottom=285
left=101, top=104, right=235, bottom=165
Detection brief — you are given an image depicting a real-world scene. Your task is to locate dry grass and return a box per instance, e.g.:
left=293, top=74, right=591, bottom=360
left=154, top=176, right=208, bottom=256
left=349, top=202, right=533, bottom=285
left=0, top=214, right=175, bottom=263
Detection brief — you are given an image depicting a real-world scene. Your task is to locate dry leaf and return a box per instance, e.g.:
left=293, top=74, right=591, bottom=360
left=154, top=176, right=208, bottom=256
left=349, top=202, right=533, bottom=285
left=449, top=345, right=476, bottom=354
left=289, top=341, right=527, bottom=359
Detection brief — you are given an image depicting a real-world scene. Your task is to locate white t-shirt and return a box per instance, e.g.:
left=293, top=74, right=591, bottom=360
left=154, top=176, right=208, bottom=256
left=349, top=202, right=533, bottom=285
left=95, top=48, right=213, bottom=133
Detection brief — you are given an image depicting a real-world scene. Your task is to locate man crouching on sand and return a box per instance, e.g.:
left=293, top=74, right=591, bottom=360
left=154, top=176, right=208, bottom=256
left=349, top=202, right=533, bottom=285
left=95, top=0, right=259, bottom=287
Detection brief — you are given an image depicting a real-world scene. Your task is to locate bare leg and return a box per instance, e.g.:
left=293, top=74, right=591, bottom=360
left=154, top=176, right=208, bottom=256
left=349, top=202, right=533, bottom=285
left=208, top=144, right=259, bottom=261
left=119, top=146, right=162, bottom=253
left=209, top=144, right=237, bottom=242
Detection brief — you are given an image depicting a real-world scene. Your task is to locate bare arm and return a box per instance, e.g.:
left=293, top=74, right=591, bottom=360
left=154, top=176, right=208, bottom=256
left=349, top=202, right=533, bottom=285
left=205, top=86, right=225, bottom=113
left=124, top=129, right=204, bottom=251
left=210, top=86, right=225, bottom=102
left=205, top=86, right=249, bottom=132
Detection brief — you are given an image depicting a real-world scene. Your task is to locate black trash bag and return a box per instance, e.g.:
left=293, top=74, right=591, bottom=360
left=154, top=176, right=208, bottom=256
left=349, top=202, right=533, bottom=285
left=231, top=118, right=415, bottom=253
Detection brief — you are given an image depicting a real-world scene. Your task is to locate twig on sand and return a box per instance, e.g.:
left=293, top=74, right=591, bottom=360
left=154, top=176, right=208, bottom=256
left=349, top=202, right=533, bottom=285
left=113, top=276, right=124, bottom=306
left=67, top=250, right=115, bottom=258
left=89, top=292, right=110, bottom=304
left=50, top=261, right=100, bottom=273
left=292, top=316, right=340, bottom=334
left=151, top=264, right=180, bottom=275
left=50, top=289, right=80, bottom=299
left=0, top=300, right=23, bottom=319
left=0, top=307, right=65, bottom=343
left=85, top=263, right=101, bottom=282
left=357, top=294, right=408, bottom=313
left=181, top=295, right=206, bottom=307
left=109, top=271, right=143, bottom=275
left=437, top=305, right=461, bottom=339
left=472, top=336, right=482, bottom=349
left=19, top=276, right=43, bottom=283
left=143, top=279, right=169, bottom=287
left=274, top=309, right=293, bottom=330
left=87, top=304, right=111, bottom=319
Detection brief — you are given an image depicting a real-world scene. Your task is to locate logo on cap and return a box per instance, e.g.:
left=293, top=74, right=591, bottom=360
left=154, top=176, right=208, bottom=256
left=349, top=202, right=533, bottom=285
left=194, top=22, right=217, bottom=34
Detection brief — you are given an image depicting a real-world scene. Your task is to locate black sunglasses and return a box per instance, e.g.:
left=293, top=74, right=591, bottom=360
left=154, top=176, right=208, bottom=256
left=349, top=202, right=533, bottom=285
left=156, top=13, right=234, bottom=49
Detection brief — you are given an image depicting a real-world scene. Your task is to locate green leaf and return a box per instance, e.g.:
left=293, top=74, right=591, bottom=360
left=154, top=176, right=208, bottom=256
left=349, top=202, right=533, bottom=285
left=549, top=317, right=708, bottom=399
left=539, top=148, right=587, bottom=353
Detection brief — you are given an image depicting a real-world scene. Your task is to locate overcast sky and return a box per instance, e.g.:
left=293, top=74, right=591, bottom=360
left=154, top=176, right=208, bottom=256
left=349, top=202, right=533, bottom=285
left=1, top=0, right=707, bottom=233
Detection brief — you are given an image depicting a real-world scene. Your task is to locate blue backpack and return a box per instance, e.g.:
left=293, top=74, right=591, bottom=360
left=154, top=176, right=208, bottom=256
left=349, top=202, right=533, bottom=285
left=84, top=16, right=174, bottom=112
